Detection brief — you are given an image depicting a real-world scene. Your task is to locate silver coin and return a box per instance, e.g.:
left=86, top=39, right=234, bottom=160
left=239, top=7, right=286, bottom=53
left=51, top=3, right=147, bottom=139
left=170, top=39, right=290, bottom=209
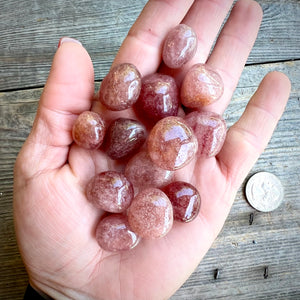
left=245, top=172, right=284, bottom=212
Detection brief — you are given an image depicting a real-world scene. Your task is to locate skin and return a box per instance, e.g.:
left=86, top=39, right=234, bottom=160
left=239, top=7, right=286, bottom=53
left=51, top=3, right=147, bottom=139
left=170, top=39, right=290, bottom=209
left=13, top=0, right=291, bottom=299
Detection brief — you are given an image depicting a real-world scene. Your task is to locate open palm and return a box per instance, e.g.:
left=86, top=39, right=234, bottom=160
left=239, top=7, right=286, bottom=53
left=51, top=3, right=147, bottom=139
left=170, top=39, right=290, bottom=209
left=14, top=1, right=290, bottom=299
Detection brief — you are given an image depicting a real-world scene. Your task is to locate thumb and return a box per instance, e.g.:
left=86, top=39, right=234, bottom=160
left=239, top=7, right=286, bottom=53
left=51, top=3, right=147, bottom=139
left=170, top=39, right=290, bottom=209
left=18, top=38, right=95, bottom=177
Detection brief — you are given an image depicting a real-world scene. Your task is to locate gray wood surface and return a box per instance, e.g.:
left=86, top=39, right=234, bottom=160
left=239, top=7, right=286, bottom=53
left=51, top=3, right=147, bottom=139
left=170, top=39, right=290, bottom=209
left=0, top=0, right=299, bottom=299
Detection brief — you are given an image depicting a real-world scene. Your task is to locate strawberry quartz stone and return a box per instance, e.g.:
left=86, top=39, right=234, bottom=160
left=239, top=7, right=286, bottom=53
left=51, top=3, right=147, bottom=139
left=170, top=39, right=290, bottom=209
left=147, top=116, right=198, bottom=170
left=136, top=73, right=179, bottom=123
left=181, top=63, right=224, bottom=108
left=124, top=150, right=174, bottom=190
left=72, top=111, right=105, bottom=150
left=86, top=171, right=134, bottom=213
left=162, top=24, right=198, bottom=69
left=104, top=118, right=146, bottom=160
left=185, top=111, right=227, bottom=157
left=128, top=188, right=173, bottom=239
left=96, top=214, right=140, bottom=252
left=99, top=63, right=142, bottom=111
left=163, top=181, right=201, bottom=223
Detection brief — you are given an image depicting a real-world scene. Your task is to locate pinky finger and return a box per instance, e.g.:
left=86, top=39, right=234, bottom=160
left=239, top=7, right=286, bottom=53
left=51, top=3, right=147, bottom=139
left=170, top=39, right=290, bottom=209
left=218, top=71, right=291, bottom=190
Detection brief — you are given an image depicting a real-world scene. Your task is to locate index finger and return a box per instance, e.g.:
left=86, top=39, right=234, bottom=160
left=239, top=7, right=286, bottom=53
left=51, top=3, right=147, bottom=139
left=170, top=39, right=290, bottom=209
left=112, top=0, right=194, bottom=76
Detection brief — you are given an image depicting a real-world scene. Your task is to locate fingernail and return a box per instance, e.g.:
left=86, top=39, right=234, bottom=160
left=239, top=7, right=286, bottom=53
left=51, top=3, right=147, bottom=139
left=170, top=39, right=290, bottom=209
left=58, top=37, right=82, bottom=48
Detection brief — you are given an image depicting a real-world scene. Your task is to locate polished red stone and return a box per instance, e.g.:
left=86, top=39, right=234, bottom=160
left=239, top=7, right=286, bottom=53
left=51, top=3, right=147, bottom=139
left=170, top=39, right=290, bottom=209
left=136, top=73, right=179, bottom=123
left=124, top=150, right=174, bottom=190
left=185, top=111, right=227, bottom=157
left=147, top=116, right=198, bottom=170
left=163, top=181, right=201, bottom=222
left=128, top=188, right=173, bottom=239
left=96, top=214, right=140, bottom=252
left=86, top=171, right=133, bottom=213
left=104, top=118, right=146, bottom=160
left=181, top=63, right=224, bottom=108
left=72, top=111, right=106, bottom=150
left=99, top=63, right=141, bottom=111
left=162, top=24, right=198, bottom=69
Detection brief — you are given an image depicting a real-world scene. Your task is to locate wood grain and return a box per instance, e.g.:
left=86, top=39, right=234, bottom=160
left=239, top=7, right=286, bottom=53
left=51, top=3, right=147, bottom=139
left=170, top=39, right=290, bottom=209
left=0, top=0, right=299, bottom=299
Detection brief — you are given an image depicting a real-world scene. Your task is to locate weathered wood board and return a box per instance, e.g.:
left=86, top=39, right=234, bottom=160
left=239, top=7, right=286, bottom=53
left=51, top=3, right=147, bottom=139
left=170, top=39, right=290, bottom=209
left=0, top=0, right=299, bottom=299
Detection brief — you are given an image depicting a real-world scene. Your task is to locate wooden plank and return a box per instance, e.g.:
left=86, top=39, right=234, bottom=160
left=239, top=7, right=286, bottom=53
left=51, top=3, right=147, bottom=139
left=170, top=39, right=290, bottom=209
left=0, top=60, right=299, bottom=299
left=0, top=0, right=299, bottom=91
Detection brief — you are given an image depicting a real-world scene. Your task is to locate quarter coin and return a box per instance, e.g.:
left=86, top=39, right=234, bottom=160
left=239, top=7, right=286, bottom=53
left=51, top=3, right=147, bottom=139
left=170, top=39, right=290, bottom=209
left=245, top=172, right=284, bottom=212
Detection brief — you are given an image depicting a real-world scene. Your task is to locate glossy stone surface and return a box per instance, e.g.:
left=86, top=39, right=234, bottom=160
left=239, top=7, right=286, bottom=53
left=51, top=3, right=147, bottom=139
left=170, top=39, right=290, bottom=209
left=181, top=63, right=224, bottom=108
left=104, top=118, right=146, bottom=160
left=162, top=24, right=197, bottom=69
left=185, top=111, right=227, bottom=157
left=86, top=171, right=133, bottom=213
left=147, top=116, right=198, bottom=170
left=163, top=181, right=201, bottom=222
left=99, top=63, right=142, bottom=111
left=96, top=214, right=140, bottom=252
left=136, top=73, right=179, bottom=122
left=72, top=111, right=105, bottom=150
left=128, top=188, right=173, bottom=239
left=124, top=150, right=174, bottom=190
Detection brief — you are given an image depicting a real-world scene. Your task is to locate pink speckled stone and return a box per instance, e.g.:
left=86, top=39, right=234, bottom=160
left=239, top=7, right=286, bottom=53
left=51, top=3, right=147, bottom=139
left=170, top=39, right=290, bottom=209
left=128, top=188, right=173, bottom=239
left=147, top=116, right=198, bottom=170
left=104, top=118, right=146, bottom=160
left=124, top=150, right=174, bottom=190
left=136, top=73, right=179, bottom=122
left=72, top=111, right=105, bottom=150
left=162, top=24, right=197, bottom=69
left=185, top=111, right=227, bottom=157
left=99, top=63, right=141, bottom=111
left=181, top=64, right=224, bottom=108
left=163, top=181, right=201, bottom=223
left=86, top=171, right=133, bottom=213
left=96, top=214, right=140, bottom=252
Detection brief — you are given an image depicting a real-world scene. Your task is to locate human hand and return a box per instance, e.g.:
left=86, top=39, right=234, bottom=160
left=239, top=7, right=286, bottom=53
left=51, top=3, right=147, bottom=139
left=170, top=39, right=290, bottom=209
left=14, top=0, right=291, bottom=299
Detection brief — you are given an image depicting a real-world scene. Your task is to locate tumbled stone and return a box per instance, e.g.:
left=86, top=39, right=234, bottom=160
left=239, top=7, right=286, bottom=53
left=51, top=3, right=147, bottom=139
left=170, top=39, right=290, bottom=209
left=181, top=63, right=224, bottom=108
left=72, top=111, right=106, bottom=150
left=86, top=171, right=133, bottom=213
left=147, top=116, right=198, bottom=170
left=124, top=150, right=174, bottom=190
left=136, top=73, right=179, bottom=123
left=163, top=181, right=201, bottom=223
left=185, top=111, right=227, bottom=157
left=99, top=63, right=142, bottom=111
left=104, top=118, right=146, bottom=160
left=162, top=24, right=197, bottom=69
left=96, top=214, right=140, bottom=252
left=128, top=188, right=173, bottom=239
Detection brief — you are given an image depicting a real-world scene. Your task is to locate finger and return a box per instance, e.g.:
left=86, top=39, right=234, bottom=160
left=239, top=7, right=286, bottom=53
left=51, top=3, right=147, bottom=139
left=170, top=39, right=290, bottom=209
left=160, top=0, right=234, bottom=79
left=22, top=38, right=95, bottom=174
left=218, top=71, right=291, bottom=191
left=203, top=0, right=263, bottom=115
left=112, top=0, right=194, bottom=76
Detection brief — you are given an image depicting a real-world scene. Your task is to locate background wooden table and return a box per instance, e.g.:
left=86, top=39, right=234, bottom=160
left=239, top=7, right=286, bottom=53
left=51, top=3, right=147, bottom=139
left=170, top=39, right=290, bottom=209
left=1, top=0, right=299, bottom=299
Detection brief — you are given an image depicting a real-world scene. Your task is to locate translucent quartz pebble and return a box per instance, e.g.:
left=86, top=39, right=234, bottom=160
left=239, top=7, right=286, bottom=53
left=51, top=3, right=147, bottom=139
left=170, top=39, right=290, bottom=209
left=147, top=116, right=198, bottom=170
left=72, top=111, right=105, bottom=150
left=96, top=214, right=140, bottom=252
left=128, top=188, right=173, bottom=239
left=136, top=73, right=179, bottom=123
left=163, top=181, right=201, bottom=222
left=99, top=63, right=142, bottom=111
left=124, top=150, right=174, bottom=190
left=104, top=118, right=146, bottom=160
left=86, top=171, right=133, bottom=213
left=185, top=111, right=227, bottom=157
left=162, top=24, right=198, bottom=69
left=181, top=63, right=224, bottom=108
